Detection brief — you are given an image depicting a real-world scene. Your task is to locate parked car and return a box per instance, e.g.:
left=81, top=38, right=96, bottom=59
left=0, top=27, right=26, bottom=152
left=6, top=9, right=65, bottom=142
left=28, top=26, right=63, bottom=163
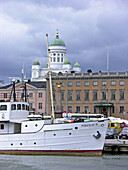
left=105, top=128, right=118, bottom=139
left=118, top=127, right=128, bottom=139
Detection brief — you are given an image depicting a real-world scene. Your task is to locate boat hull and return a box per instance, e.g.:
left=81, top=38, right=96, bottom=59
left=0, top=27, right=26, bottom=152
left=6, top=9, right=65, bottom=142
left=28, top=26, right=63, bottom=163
left=0, top=120, right=109, bottom=156
left=0, top=149, right=102, bottom=156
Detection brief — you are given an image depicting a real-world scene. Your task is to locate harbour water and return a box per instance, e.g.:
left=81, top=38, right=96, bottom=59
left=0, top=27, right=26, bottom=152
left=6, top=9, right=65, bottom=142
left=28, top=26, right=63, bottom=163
left=0, top=154, right=128, bottom=170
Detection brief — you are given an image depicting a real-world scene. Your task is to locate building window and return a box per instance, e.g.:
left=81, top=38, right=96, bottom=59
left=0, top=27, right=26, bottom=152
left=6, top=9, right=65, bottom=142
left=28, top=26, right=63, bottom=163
left=53, top=91, right=56, bottom=101
left=84, top=81, right=89, bottom=86
left=93, top=81, right=98, bottom=86
left=111, top=81, right=116, bottom=86
left=39, top=103, right=42, bottom=109
left=76, top=81, right=81, bottom=86
left=29, top=103, right=33, bottom=109
left=61, top=53, right=63, bottom=56
left=58, top=53, right=60, bottom=56
left=61, top=91, right=64, bottom=101
left=112, top=107, right=115, bottom=113
left=76, top=91, right=81, bottom=101
left=85, top=91, right=89, bottom=101
left=53, top=57, right=56, bottom=62
left=62, top=106, right=64, bottom=111
left=84, top=106, right=89, bottom=113
left=61, top=57, right=63, bottom=62
left=52, top=82, right=55, bottom=87
left=119, top=81, right=124, bottom=86
left=29, top=93, right=33, bottom=98
left=120, top=90, right=124, bottom=100
left=21, top=93, right=24, bottom=100
left=4, top=93, right=7, bottom=98
left=39, top=93, right=42, bottom=98
left=68, top=91, right=72, bottom=101
left=94, top=107, right=96, bottom=113
left=68, top=82, right=72, bottom=87
left=68, top=106, right=72, bottom=112
left=93, top=91, right=97, bottom=101
left=0, top=124, right=4, bottom=130
left=102, top=81, right=107, bottom=86
left=102, top=91, right=107, bottom=100
left=119, top=106, right=124, bottom=113
left=57, top=57, right=60, bottom=62
left=53, top=53, right=56, bottom=56
left=111, top=90, right=116, bottom=100
left=61, top=82, right=64, bottom=87
left=76, top=106, right=80, bottom=113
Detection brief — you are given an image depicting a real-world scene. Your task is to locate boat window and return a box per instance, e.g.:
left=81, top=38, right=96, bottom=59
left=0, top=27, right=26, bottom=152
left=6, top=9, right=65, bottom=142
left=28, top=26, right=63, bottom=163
left=22, top=104, right=25, bottom=110
left=0, top=124, right=4, bottom=130
left=26, top=105, right=28, bottom=111
left=11, top=104, right=16, bottom=110
left=17, top=104, right=21, bottom=110
left=0, top=105, right=7, bottom=111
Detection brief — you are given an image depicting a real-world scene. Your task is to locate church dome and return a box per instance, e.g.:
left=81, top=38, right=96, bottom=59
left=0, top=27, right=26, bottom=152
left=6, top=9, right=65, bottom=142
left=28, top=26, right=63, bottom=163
left=64, top=58, right=71, bottom=65
left=33, top=58, right=40, bottom=65
left=44, top=63, right=48, bottom=68
left=73, top=61, right=80, bottom=68
left=49, top=29, right=66, bottom=47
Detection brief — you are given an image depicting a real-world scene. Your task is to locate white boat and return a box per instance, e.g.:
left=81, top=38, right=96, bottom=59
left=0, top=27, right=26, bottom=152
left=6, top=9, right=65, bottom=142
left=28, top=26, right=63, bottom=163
left=0, top=34, right=109, bottom=156
left=0, top=100, right=109, bottom=156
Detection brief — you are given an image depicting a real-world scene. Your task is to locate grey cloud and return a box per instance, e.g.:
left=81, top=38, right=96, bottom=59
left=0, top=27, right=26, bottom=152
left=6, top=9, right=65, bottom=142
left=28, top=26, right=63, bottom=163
left=0, top=0, right=128, bottom=83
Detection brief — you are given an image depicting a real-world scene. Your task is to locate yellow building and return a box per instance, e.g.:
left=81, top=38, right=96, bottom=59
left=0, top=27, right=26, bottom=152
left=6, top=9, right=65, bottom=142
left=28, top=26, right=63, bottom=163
left=46, top=71, right=128, bottom=119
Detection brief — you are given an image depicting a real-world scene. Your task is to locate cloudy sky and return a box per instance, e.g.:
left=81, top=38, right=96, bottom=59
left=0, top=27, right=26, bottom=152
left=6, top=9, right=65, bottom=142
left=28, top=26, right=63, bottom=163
left=0, top=0, right=128, bottom=84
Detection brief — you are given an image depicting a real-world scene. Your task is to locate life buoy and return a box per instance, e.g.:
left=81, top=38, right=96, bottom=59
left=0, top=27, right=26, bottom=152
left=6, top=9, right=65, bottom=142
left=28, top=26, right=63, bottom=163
left=112, top=145, right=120, bottom=153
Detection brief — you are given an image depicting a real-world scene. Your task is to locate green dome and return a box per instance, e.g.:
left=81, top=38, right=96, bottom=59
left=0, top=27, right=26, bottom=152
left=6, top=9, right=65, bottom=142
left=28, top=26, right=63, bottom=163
left=73, top=61, right=80, bottom=68
left=45, top=63, right=48, bottom=68
left=33, top=59, right=40, bottom=65
left=49, top=30, right=65, bottom=47
left=64, top=58, right=71, bottom=65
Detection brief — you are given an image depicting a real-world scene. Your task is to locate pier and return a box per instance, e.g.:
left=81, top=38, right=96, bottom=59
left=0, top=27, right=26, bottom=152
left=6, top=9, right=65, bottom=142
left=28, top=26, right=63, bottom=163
left=103, top=139, right=128, bottom=153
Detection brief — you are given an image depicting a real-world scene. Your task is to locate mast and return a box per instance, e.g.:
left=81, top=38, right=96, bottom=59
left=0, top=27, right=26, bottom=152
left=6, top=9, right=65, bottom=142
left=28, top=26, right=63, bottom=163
left=46, top=33, right=55, bottom=123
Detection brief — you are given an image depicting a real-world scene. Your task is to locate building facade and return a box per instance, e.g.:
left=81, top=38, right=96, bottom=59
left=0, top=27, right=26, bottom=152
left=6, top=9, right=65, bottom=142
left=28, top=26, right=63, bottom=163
left=0, top=81, right=46, bottom=115
left=46, top=71, right=128, bottom=119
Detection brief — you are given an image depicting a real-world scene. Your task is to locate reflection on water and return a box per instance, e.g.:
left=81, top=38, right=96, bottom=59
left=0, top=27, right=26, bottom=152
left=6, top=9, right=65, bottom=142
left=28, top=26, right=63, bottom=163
left=0, top=154, right=128, bottom=170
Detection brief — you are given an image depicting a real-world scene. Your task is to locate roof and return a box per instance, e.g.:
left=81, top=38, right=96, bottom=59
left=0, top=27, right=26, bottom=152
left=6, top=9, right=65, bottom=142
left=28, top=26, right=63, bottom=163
left=64, top=58, right=71, bottom=65
left=49, top=30, right=65, bottom=47
left=33, top=58, right=40, bottom=65
left=0, top=84, right=12, bottom=89
left=27, top=81, right=46, bottom=88
left=73, top=61, right=81, bottom=68
left=0, top=81, right=46, bottom=90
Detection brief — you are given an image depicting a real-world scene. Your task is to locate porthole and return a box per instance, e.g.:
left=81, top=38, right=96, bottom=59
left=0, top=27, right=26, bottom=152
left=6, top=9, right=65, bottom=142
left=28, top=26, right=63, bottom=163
left=69, top=133, right=72, bottom=135
left=25, top=125, right=28, bottom=127
left=20, top=143, right=22, bottom=145
left=34, top=142, right=36, bottom=145
left=75, top=127, right=78, bottom=130
left=11, top=143, right=13, bottom=146
left=54, top=134, right=56, bottom=136
left=35, top=124, right=38, bottom=127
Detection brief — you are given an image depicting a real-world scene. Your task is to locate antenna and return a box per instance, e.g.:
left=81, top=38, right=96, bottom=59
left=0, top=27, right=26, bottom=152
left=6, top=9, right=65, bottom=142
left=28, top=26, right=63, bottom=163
left=107, top=45, right=109, bottom=72
left=46, top=33, right=55, bottom=123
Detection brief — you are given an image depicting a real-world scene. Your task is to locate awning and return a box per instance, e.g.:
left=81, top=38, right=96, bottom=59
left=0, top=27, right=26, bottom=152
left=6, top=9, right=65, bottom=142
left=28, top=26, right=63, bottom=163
left=93, top=103, right=113, bottom=107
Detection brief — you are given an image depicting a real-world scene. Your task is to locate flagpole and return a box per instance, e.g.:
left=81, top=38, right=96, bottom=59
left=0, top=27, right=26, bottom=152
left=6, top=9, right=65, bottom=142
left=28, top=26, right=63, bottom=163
left=107, top=45, right=109, bottom=72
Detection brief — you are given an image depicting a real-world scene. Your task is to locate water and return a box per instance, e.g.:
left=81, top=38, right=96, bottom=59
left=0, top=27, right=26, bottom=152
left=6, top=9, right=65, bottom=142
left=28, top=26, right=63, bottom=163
left=0, top=154, right=128, bottom=170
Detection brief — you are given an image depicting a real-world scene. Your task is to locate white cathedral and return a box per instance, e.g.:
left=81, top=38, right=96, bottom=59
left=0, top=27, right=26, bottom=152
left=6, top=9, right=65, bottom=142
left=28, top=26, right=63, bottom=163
left=31, top=30, right=81, bottom=81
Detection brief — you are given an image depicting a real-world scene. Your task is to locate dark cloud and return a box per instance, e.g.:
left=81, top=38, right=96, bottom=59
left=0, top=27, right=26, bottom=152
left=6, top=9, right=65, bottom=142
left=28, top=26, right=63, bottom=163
left=0, top=0, right=128, bottom=84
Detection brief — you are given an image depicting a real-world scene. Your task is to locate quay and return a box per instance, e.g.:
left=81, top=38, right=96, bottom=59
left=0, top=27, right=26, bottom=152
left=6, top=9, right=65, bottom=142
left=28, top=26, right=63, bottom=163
left=103, top=139, right=128, bottom=154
